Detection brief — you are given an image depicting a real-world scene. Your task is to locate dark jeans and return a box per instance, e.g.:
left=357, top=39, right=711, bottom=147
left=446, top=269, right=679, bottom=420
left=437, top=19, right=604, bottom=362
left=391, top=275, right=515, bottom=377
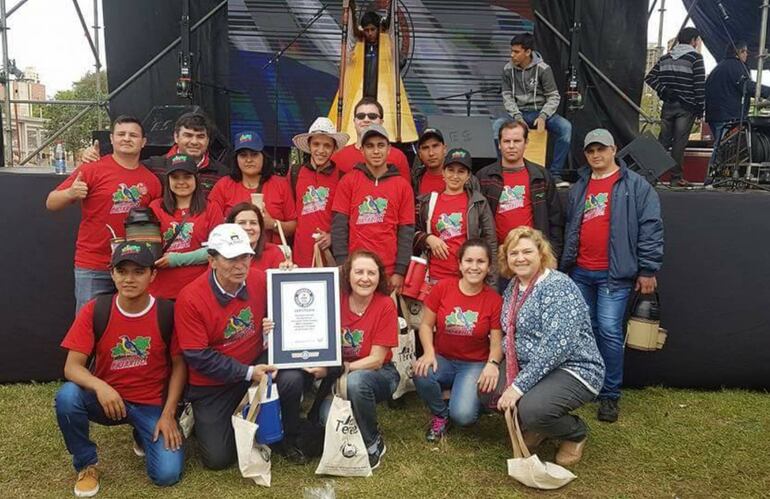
left=659, top=100, right=696, bottom=180
left=518, top=369, right=595, bottom=442
left=707, top=121, right=729, bottom=170
left=55, top=382, right=184, bottom=486
left=274, top=368, right=314, bottom=445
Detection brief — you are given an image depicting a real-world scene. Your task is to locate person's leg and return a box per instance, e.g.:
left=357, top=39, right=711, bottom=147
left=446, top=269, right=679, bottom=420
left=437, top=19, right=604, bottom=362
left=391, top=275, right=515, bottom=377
left=346, top=364, right=399, bottom=450
left=275, top=368, right=312, bottom=445
left=55, top=381, right=118, bottom=472
left=669, top=105, right=696, bottom=181
left=570, top=267, right=599, bottom=337
left=544, top=113, right=573, bottom=179
left=447, top=360, right=485, bottom=427
left=127, top=403, right=184, bottom=487
left=413, top=354, right=455, bottom=419
left=707, top=121, right=727, bottom=175
left=73, top=267, right=116, bottom=313
left=517, top=369, right=595, bottom=441
left=187, top=382, right=249, bottom=470
left=593, top=276, right=632, bottom=402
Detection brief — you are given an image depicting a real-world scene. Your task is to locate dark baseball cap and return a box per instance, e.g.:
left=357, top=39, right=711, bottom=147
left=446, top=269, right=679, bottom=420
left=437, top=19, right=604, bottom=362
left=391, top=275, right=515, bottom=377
left=111, top=241, right=156, bottom=268
left=166, top=153, right=198, bottom=175
left=418, top=127, right=444, bottom=146
left=443, top=147, right=472, bottom=170
left=233, top=130, right=264, bottom=152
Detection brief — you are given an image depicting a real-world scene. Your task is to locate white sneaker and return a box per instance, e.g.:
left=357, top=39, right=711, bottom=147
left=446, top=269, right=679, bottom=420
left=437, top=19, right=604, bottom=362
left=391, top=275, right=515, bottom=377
left=132, top=441, right=145, bottom=457
left=556, top=179, right=571, bottom=188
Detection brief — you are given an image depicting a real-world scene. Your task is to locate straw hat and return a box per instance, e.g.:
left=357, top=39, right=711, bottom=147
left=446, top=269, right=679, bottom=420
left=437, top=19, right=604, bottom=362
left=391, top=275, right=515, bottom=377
left=292, top=117, right=350, bottom=154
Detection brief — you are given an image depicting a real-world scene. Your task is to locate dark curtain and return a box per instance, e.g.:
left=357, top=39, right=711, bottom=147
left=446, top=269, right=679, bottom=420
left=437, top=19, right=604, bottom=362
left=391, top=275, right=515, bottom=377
left=103, top=0, right=230, bottom=140
left=532, top=0, right=648, bottom=170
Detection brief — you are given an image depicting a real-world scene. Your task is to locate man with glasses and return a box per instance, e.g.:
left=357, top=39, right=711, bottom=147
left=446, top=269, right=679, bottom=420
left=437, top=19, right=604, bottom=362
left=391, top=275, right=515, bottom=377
left=330, top=97, right=411, bottom=183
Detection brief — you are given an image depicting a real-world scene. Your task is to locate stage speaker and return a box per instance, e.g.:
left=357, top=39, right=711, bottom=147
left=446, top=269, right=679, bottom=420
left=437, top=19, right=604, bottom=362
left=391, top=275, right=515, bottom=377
left=617, top=132, right=676, bottom=185
left=425, top=115, right=497, bottom=165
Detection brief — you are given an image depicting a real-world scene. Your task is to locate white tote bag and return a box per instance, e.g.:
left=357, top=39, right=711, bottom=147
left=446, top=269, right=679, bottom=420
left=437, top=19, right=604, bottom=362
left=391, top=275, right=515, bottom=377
left=315, top=373, right=372, bottom=477
left=391, top=327, right=416, bottom=399
left=231, top=377, right=272, bottom=487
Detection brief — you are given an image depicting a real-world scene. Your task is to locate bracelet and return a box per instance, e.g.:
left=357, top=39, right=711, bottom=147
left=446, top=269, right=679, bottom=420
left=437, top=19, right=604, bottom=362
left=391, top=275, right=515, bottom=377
left=487, top=359, right=500, bottom=367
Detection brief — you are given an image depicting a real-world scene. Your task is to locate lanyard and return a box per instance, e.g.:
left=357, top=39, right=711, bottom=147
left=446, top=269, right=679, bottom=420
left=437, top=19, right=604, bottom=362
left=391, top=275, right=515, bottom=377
left=505, top=272, right=540, bottom=386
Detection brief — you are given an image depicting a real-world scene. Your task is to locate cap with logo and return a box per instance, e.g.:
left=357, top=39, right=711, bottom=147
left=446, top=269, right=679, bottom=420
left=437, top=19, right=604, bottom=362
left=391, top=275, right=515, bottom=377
left=205, top=223, right=255, bottom=259
left=165, top=153, right=198, bottom=175
left=360, top=123, right=390, bottom=144
left=111, top=241, right=156, bottom=268
left=583, top=128, right=615, bottom=149
left=233, top=130, right=265, bottom=152
left=417, top=127, right=445, bottom=146
left=443, top=147, right=473, bottom=170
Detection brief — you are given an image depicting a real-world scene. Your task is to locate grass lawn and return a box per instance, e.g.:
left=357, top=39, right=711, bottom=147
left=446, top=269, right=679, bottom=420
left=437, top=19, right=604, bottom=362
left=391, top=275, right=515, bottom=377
left=0, top=383, right=768, bottom=498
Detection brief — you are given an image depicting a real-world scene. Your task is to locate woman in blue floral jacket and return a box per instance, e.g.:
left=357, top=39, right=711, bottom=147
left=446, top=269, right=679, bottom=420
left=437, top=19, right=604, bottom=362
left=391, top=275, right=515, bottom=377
left=496, top=226, right=604, bottom=467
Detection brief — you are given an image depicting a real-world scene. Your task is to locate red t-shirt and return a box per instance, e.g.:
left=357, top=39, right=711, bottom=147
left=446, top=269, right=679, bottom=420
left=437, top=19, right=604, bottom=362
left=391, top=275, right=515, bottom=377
left=208, top=176, right=298, bottom=244
left=495, top=168, right=533, bottom=243
left=423, top=278, right=502, bottom=362
left=60, top=296, right=181, bottom=405
left=55, top=155, right=162, bottom=270
left=331, top=168, right=415, bottom=274
left=252, top=243, right=286, bottom=271
left=175, top=268, right=267, bottom=386
left=331, top=144, right=411, bottom=184
left=292, top=164, right=340, bottom=267
left=429, top=192, right=468, bottom=282
left=418, top=170, right=446, bottom=196
left=340, top=293, right=398, bottom=362
left=149, top=200, right=220, bottom=299
left=577, top=170, right=620, bottom=270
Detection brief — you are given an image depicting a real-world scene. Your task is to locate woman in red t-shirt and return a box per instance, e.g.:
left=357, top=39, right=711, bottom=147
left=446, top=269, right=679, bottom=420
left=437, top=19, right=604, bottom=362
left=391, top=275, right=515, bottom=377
left=413, top=238, right=503, bottom=442
left=225, top=202, right=289, bottom=272
left=208, top=131, right=297, bottom=245
left=150, top=154, right=219, bottom=299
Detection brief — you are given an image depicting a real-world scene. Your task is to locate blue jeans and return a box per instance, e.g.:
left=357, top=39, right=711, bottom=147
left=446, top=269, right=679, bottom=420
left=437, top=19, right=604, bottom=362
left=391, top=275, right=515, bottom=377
left=492, top=111, right=573, bottom=178
left=413, top=354, right=485, bottom=426
left=707, top=121, right=728, bottom=171
left=55, top=382, right=184, bottom=486
left=74, top=267, right=115, bottom=313
left=319, top=363, right=400, bottom=449
left=570, top=267, right=632, bottom=401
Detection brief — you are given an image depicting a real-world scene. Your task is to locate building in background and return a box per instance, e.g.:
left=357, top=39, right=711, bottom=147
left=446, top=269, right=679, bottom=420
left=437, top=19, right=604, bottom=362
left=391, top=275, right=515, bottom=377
left=0, top=66, right=48, bottom=165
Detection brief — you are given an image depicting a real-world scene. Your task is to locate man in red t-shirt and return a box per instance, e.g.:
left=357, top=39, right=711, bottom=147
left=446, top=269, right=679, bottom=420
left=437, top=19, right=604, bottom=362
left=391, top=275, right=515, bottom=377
left=290, top=117, right=350, bottom=267
left=54, top=241, right=185, bottom=496
left=174, top=223, right=276, bottom=470
left=331, top=124, right=416, bottom=293
left=330, top=97, right=412, bottom=184
left=47, top=115, right=163, bottom=313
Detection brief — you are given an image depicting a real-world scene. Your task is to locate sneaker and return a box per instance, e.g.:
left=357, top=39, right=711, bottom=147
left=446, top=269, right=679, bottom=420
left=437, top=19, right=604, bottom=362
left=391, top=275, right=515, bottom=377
left=521, top=431, right=545, bottom=450
left=597, top=398, right=619, bottom=423
left=132, top=441, right=145, bottom=458
left=555, top=437, right=587, bottom=466
left=74, top=465, right=100, bottom=497
left=368, top=436, right=387, bottom=470
left=425, top=415, right=449, bottom=443
left=670, top=178, right=693, bottom=188
left=554, top=177, right=571, bottom=188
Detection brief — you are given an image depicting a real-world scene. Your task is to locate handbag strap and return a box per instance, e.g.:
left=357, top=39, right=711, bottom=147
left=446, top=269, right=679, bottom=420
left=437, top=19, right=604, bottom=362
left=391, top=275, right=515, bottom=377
left=426, top=191, right=438, bottom=236
left=245, top=373, right=269, bottom=423
left=504, top=407, right=531, bottom=459
left=334, top=368, right=349, bottom=401
left=161, top=211, right=190, bottom=253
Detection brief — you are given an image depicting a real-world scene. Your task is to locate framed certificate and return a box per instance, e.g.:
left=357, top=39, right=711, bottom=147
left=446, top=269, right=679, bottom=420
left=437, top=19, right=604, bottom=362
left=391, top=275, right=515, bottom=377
left=267, top=268, right=342, bottom=369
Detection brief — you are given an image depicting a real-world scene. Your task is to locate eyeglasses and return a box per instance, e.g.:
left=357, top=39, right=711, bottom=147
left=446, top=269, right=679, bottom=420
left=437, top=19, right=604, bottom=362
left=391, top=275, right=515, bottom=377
left=355, top=113, right=380, bottom=120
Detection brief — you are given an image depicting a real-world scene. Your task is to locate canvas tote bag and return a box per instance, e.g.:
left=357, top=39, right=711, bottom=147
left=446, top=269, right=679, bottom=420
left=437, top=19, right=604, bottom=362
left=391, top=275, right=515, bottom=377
left=231, top=376, right=272, bottom=487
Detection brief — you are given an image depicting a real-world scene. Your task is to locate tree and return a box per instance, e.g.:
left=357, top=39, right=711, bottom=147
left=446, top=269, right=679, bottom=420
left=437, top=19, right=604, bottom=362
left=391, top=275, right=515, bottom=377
left=42, top=70, right=109, bottom=156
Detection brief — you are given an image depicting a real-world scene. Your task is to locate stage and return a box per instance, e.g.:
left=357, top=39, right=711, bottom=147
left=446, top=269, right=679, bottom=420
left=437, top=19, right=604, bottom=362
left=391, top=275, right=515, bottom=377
left=1, top=169, right=768, bottom=389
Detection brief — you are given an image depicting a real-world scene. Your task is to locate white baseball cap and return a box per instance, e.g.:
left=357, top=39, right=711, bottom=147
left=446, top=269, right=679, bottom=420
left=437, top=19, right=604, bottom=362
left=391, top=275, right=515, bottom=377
left=204, top=224, right=255, bottom=259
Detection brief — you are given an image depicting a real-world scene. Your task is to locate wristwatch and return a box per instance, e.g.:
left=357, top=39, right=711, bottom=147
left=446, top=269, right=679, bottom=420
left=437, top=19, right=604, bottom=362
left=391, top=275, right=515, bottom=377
left=488, top=359, right=500, bottom=367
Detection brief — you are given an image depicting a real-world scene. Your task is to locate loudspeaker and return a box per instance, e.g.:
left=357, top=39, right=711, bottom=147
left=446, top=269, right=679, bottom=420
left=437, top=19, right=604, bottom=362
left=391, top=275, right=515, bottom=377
left=425, top=115, right=497, bottom=163
left=617, top=132, right=676, bottom=184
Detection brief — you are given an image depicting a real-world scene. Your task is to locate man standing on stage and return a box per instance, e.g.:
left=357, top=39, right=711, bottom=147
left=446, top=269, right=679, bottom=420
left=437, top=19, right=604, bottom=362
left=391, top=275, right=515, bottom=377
left=646, top=27, right=705, bottom=188
left=46, top=116, right=162, bottom=312
left=331, top=97, right=411, bottom=183
left=561, top=129, right=663, bottom=423
left=331, top=124, right=415, bottom=293
left=494, top=33, right=572, bottom=188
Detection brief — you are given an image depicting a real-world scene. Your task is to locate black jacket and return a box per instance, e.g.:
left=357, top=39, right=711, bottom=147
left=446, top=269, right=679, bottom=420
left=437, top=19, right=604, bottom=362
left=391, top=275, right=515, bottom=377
left=705, top=56, right=770, bottom=123
left=475, top=159, right=564, bottom=258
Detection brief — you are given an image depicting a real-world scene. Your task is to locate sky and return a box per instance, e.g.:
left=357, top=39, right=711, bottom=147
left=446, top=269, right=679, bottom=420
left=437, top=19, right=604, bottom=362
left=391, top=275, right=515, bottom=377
left=0, top=0, right=736, bottom=98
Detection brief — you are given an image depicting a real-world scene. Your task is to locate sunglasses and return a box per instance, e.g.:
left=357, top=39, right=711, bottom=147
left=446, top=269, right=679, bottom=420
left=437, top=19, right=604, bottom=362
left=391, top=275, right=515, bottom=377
left=355, top=112, right=381, bottom=120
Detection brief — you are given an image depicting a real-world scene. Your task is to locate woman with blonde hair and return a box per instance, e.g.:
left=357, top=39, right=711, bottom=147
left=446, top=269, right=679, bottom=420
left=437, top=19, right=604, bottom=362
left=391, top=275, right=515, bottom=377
left=496, top=226, right=604, bottom=467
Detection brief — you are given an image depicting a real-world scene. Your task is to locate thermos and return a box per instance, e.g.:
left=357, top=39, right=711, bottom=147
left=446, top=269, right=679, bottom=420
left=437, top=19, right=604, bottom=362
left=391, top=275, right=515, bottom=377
left=625, top=293, right=667, bottom=351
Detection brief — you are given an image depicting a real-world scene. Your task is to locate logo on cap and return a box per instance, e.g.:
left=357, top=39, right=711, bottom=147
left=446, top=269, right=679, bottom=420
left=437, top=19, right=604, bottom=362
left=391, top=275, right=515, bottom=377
left=171, top=154, right=189, bottom=166
left=121, top=244, right=142, bottom=255
left=451, top=150, right=468, bottom=159
left=239, top=133, right=252, bottom=143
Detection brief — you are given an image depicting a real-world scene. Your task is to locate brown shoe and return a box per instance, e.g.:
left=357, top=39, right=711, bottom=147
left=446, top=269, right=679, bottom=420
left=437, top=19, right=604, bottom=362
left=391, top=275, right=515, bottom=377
left=555, top=438, right=587, bottom=466
left=74, top=465, right=100, bottom=497
left=522, top=431, right=545, bottom=450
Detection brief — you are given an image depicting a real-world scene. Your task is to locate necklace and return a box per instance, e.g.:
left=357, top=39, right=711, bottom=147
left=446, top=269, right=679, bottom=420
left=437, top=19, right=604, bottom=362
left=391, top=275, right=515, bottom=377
left=349, top=296, right=370, bottom=316
left=242, top=177, right=261, bottom=189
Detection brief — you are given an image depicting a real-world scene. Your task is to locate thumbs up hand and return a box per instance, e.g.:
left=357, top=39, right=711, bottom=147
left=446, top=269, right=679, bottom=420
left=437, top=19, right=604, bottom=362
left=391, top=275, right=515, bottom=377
left=68, top=171, right=89, bottom=200
left=81, top=139, right=101, bottom=163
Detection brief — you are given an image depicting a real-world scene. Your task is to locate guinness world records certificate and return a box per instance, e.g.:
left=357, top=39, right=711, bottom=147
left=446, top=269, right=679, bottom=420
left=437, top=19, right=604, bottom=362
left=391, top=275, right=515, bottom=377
left=267, top=268, right=342, bottom=368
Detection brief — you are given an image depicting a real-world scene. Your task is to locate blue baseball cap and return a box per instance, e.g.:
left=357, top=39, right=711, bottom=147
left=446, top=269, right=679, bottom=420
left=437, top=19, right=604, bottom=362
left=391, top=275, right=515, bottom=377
left=233, top=130, right=264, bottom=152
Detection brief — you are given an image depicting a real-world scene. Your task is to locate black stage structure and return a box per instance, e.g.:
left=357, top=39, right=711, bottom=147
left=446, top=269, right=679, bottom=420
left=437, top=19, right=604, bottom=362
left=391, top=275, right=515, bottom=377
left=2, top=171, right=769, bottom=389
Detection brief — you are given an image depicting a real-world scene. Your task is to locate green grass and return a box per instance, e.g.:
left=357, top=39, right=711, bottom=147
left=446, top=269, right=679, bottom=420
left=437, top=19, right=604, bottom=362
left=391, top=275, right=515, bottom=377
left=1, top=383, right=769, bottom=498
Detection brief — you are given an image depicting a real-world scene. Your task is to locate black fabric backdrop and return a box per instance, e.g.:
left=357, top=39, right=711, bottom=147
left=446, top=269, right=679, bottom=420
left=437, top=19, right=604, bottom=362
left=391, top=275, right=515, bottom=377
left=103, top=0, right=230, bottom=140
left=532, top=1, right=648, bottom=173
left=3, top=172, right=769, bottom=388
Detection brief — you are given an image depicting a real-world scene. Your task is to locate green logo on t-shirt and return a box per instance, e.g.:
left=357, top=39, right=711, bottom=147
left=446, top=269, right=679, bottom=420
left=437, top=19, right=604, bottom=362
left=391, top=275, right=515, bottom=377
left=436, top=212, right=463, bottom=240
left=110, top=335, right=151, bottom=370
left=224, top=307, right=255, bottom=341
left=356, top=196, right=387, bottom=224
left=342, top=327, right=364, bottom=357
left=498, top=185, right=526, bottom=213
left=583, top=193, right=609, bottom=221
left=445, top=307, right=479, bottom=336
left=163, top=222, right=193, bottom=251
left=301, top=186, right=330, bottom=215
left=111, top=182, right=149, bottom=214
